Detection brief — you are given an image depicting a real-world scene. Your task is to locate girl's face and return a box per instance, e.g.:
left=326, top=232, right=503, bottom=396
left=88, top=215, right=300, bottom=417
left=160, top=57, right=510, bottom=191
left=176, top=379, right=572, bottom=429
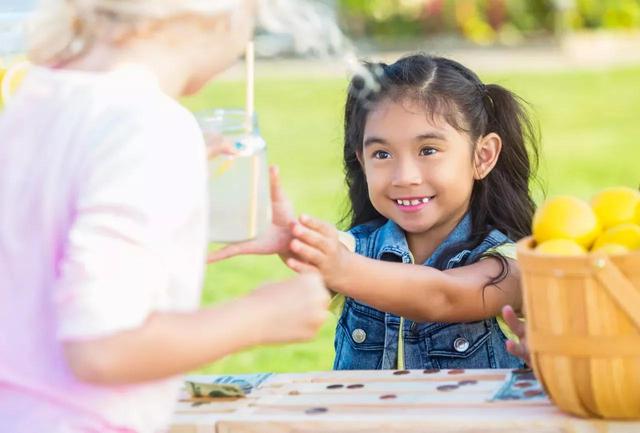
left=360, top=97, right=477, bottom=239
left=182, top=0, right=255, bottom=94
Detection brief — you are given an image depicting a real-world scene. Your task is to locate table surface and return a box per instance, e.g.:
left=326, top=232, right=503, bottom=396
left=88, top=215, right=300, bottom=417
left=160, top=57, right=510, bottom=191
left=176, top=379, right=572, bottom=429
left=170, top=368, right=640, bottom=433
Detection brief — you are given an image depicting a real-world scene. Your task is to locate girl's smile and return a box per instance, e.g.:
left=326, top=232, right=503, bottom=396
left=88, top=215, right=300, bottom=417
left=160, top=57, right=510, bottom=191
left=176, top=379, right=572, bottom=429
left=393, top=195, right=435, bottom=212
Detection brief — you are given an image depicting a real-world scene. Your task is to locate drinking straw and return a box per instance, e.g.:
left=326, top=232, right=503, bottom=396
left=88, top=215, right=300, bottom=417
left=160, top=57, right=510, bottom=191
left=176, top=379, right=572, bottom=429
left=248, top=154, right=260, bottom=238
left=245, top=41, right=259, bottom=238
left=245, top=41, right=255, bottom=134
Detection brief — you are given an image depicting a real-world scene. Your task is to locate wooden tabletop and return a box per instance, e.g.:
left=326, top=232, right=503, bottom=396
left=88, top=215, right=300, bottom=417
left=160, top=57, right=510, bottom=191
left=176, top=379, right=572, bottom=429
left=170, top=369, right=639, bottom=433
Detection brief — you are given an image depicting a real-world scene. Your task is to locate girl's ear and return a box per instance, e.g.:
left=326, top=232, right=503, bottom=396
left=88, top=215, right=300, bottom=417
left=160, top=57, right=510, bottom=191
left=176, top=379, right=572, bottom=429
left=355, top=148, right=364, bottom=168
left=473, top=132, right=502, bottom=180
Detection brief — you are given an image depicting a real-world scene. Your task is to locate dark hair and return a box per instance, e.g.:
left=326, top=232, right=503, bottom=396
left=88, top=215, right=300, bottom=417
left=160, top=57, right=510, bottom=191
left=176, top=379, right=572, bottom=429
left=342, top=54, right=540, bottom=281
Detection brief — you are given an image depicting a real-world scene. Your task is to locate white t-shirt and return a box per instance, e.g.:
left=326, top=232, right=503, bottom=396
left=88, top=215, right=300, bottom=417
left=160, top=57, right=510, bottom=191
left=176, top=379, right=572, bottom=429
left=0, top=66, right=208, bottom=433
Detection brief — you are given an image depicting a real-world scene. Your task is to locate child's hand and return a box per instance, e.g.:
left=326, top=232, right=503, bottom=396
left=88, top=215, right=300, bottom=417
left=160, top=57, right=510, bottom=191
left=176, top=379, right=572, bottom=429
left=249, top=273, right=330, bottom=344
left=205, top=134, right=238, bottom=159
left=502, top=305, right=531, bottom=365
left=287, top=214, right=348, bottom=289
left=207, top=166, right=295, bottom=263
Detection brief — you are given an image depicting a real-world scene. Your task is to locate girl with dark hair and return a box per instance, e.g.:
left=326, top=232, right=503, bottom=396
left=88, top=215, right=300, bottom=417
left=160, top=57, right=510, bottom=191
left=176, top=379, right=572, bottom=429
left=211, top=53, right=538, bottom=370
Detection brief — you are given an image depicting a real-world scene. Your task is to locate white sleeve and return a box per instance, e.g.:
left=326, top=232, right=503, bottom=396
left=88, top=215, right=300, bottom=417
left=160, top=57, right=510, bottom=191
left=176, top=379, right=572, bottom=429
left=54, top=109, right=207, bottom=340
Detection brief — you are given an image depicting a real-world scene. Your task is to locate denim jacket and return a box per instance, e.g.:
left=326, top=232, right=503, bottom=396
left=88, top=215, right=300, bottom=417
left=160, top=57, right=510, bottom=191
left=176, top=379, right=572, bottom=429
left=333, top=213, right=525, bottom=370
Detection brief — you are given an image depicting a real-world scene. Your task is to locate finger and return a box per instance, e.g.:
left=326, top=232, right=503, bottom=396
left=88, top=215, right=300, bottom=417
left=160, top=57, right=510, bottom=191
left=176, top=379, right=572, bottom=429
left=206, top=241, right=257, bottom=263
left=270, top=166, right=289, bottom=204
left=290, top=239, right=325, bottom=266
left=286, top=257, right=319, bottom=274
left=292, top=222, right=330, bottom=253
left=502, top=305, right=526, bottom=339
left=270, top=165, right=296, bottom=221
left=505, top=340, right=526, bottom=360
left=299, top=214, right=336, bottom=238
left=506, top=340, right=531, bottom=365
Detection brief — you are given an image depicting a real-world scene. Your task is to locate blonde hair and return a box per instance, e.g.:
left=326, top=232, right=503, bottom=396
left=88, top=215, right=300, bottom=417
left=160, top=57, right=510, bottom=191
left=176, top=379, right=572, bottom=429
left=27, top=0, right=241, bottom=65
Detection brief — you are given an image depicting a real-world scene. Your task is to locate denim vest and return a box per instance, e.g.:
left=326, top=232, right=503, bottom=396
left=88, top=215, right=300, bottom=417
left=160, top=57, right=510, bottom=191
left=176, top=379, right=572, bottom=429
left=333, top=213, right=525, bottom=370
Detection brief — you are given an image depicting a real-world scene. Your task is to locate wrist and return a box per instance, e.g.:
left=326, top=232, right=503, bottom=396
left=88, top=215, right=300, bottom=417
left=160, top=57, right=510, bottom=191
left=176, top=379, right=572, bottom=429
left=329, top=247, right=354, bottom=294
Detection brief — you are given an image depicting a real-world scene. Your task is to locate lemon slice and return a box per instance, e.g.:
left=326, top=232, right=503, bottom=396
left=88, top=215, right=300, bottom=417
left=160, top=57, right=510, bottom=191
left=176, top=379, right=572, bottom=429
left=0, top=60, right=30, bottom=107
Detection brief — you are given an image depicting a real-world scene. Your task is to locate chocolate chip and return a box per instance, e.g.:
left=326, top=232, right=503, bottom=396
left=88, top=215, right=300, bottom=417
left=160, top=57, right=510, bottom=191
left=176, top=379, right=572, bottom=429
left=305, top=407, right=328, bottom=415
left=393, top=370, right=410, bottom=375
left=326, top=384, right=344, bottom=389
left=423, top=368, right=440, bottom=374
left=288, top=390, right=300, bottom=395
left=458, top=380, right=477, bottom=386
left=514, top=381, right=533, bottom=388
left=380, top=394, right=397, bottom=399
left=448, top=369, right=465, bottom=375
left=346, top=384, right=364, bottom=389
left=437, top=384, right=460, bottom=392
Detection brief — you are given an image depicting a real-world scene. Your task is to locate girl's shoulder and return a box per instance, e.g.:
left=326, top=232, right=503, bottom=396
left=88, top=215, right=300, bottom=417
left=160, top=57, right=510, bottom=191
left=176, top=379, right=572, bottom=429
left=347, top=218, right=388, bottom=238
left=479, top=228, right=517, bottom=260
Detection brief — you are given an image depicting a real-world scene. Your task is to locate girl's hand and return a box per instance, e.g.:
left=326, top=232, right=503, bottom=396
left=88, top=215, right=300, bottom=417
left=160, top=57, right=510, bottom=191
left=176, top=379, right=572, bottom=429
left=249, top=273, right=330, bottom=344
left=502, top=305, right=531, bottom=365
left=205, top=134, right=238, bottom=159
left=207, top=166, right=295, bottom=263
left=287, top=215, right=349, bottom=289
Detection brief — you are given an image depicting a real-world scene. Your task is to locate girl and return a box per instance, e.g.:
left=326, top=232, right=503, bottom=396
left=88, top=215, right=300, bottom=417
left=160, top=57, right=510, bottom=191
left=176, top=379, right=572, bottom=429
left=0, top=1, right=329, bottom=432
left=213, top=54, right=538, bottom=370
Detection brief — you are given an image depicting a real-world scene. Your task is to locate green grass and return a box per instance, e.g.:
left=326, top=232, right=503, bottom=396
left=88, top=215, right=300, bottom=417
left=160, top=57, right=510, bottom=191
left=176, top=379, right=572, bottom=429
left=180, top=65, right=640, bottom=375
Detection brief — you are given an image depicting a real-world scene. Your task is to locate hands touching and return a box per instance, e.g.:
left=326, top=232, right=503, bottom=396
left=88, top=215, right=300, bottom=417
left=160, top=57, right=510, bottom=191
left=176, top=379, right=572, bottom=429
left=287, top=214, right=350, bottom=289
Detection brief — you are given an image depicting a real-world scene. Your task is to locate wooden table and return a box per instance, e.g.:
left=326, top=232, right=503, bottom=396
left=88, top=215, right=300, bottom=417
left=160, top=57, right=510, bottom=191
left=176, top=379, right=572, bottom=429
left=170, top=369, right=640, bottom=433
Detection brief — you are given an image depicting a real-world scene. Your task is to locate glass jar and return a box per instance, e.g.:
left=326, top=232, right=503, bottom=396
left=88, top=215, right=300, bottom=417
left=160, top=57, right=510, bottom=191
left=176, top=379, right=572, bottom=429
left=196, top=109, right=271, bottom=243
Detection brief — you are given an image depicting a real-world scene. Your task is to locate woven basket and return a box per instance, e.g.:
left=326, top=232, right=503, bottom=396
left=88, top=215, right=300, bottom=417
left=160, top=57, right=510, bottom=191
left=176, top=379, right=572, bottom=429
left=517, top=236, right=640, bottom=419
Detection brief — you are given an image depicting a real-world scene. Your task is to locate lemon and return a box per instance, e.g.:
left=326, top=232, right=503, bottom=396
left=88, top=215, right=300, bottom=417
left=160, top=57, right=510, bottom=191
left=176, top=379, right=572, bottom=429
left=535, top=239, right=587, bottom=256
left=636, top=201, right=640, bottom=225
left=591, top=243, right=629, bottom=255
left=593, top=223, right=640, bottom=251
left=0, top=60, right=30, bottom=107
left=533, top=195, right=601, bottom=248
left=591, top=186, right=640, bottom=229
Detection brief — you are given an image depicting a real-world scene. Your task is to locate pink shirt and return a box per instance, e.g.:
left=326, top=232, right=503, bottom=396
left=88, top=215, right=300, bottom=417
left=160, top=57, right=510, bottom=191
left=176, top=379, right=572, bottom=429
left=0, top=66, right=208, bottom=432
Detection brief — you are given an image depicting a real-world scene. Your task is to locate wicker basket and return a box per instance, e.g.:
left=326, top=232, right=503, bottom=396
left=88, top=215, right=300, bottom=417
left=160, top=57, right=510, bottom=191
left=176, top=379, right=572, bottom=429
left=517, top=236, right=640, bottom=419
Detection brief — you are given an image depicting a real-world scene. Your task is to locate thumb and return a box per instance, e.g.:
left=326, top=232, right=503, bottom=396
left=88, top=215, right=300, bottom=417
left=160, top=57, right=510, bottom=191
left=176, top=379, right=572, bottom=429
left=207, top=241, right=259, bottom=264
left=270, top=166, right=295, bottom=219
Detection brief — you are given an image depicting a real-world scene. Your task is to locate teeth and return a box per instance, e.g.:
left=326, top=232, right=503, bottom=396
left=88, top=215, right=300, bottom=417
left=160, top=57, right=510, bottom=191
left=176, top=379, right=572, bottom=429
left=396, top=197, right=432, bottom=206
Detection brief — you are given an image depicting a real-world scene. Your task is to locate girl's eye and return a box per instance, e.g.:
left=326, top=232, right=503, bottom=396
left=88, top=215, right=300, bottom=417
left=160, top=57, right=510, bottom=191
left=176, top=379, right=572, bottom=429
left=420, top=147, right=437, bottom=156
left=372, top=150, right=391, bottom=160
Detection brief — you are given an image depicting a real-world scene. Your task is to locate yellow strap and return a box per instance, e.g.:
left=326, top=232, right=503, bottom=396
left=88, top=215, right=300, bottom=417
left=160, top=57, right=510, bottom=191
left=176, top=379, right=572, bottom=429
left=397, top=317, right=405, bottom=370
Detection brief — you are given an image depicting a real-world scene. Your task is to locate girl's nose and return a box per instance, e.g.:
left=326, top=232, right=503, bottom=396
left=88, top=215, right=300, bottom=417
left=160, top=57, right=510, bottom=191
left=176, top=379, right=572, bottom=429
left=391, top=158, right=422, bottom=187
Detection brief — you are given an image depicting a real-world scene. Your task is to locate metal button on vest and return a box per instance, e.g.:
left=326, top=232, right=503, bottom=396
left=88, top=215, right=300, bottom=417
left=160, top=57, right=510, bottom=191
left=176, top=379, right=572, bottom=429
left=453, top=337, right=470, bottom=353
left=352, top=328, right=367, bottom=344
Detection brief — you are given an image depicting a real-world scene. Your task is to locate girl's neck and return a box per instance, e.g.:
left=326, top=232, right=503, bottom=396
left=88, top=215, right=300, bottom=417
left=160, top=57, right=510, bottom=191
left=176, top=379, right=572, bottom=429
left=55, top=40, right=192, bottom=98
left=405, top=206, right=468, bottom=264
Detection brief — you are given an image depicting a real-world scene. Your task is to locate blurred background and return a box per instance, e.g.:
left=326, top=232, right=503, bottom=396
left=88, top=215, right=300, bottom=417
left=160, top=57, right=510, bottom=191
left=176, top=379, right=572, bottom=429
left=2, top=0, right=639, bottom=374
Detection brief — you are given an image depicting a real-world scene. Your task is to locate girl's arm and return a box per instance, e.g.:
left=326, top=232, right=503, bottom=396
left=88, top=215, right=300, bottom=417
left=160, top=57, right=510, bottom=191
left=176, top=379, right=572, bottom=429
left=63, top=274, right=329, bottom=385
left=288, top=215, right=521, bottom=323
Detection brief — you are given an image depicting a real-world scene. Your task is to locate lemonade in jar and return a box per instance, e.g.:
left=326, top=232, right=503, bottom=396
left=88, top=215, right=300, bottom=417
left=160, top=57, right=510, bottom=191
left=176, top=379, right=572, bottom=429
left=196, top=109, right=271, bottom=243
